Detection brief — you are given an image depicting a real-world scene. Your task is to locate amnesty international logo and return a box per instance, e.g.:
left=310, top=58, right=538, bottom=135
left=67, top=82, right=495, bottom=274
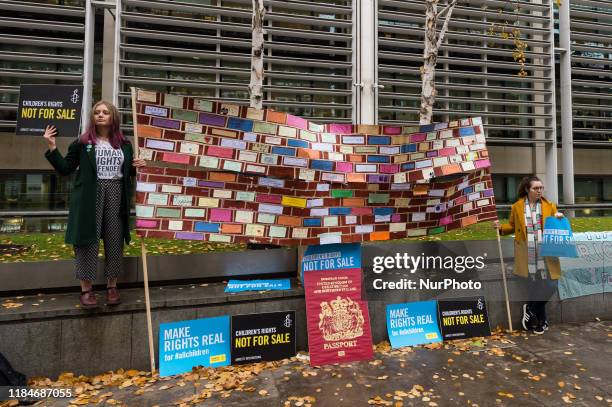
left=318, top=297, right=364, bottom=341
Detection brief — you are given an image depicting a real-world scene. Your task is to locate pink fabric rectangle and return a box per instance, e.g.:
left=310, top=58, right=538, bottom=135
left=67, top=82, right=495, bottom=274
left=391, top=214, right=401, bottom=222
left=475, top=159, right=491, bottom=169
left=256, top=194, right=282, bottom=204
left=351, top=207, right=372, bottom=215
left=383, top=126, right=402, bottom=135
left=136, top=219, right=158, bottom=228
left=328, top=123, right=353, bottom=134
left=439, top=147, right=456, bottom=156
left=336, top=162, right=353, bottom=172
left=379, top=164, right=399, bottom=174
left=439, top=215, right=453, bottom=226
left=286, top=114, right=308, bottom=130
left=409, top=133, right=427, bottom=143
left=207, top=146, right=234, bottom=159
left=163, top=152, right=190, bottom=164
left=209, top=208, right=232, bottom=222
left=453, top=195, right=467, bottom=205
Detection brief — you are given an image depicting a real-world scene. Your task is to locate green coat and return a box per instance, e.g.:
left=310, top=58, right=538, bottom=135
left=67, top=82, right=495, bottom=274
left=45, top=140, right=135, bottom=246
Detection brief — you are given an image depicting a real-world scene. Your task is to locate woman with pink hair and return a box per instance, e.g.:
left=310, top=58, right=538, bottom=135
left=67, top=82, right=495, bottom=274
left=43, top=101, right=146, bottom=307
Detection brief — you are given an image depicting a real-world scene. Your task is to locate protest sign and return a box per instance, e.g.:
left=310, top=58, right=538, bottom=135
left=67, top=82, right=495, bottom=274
left=16, top=84, right=83, bottom=136
left=558, top=231, right=612, bottom=300
left=438, top=297, right=491, bottom=340
left=540, top=217, right=578, bottom=258
left=386, top=300, right=442, bottom=348
left=302, top=243, right=373, bottom=366
left=159, top=315, right=230, bottom=377
left=231, top=311, right=296, bottom=364
left=225, top=279, right=290, bottom=293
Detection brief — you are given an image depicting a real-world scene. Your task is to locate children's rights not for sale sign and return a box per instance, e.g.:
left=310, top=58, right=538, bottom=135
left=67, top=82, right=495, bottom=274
left=16, top=84, right=83, bottom=136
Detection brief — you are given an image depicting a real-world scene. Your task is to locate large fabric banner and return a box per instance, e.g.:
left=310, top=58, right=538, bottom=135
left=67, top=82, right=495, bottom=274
left=558, top=231, right=612, bottom=300
left=133, top=89, right=497, bottom=245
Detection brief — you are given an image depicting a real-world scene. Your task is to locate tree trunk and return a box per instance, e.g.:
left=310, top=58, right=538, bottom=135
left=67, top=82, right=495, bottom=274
left=420, top=0, right=456, bottom=125
left=420, top=0, right=438, bottom=125
left=249, top=0, right=265, bottom=109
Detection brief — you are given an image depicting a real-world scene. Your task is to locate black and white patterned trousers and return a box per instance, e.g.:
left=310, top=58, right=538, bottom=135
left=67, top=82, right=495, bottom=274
left=74, top=179, right=124, bottom=281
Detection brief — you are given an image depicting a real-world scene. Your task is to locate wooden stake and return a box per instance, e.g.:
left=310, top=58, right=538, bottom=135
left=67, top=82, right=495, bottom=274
left=496, top=228, right=513, bottom=332
left=130, top=87, right=156, bottom=372
left=141, top=238, right=156, bottom=373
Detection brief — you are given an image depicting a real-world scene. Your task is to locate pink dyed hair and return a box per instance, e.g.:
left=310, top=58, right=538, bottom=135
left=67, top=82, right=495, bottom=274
left=79, top=101, right=126, bottom=149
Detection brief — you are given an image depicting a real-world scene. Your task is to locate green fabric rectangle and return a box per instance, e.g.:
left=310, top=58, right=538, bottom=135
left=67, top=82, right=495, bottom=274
left=185, top=133, right=206, bottom=143
left=156, top=208, right=182, bottom=218
left=368, top=193, right=390, bottom=204
left=428, top=226, right=445, bottom=235
left=163, top=94, right=184, bottom=109
left=194, top=99, right=213, bottom=112
left=253, top=122, right=278, bottom=135
left=331, top=189, right=353, bottom=198
left=172, top=109, right=198, bottom=122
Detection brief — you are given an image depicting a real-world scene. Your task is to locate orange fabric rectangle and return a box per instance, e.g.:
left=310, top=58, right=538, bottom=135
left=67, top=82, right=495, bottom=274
left=370, top=231, right=390, bottom=241
left=277, top=215, right=302, bottom=227
left=137, top=125, right=162, bottom=138
left=266, top=111, right=287, bottom=124
left=208, top=172, right=236, bottom=182
left=441, top=164, right=462, bottom=175
left=221, top=224, right=243, bottom=234
left=461, top=215, right=478, bottom=227
left=346, top=173, right=366, bottom=183
left=413, top=184, right=429, bottom=196
left=343, top=198, right=365, bottom=207
left=348, top=155, right=364, bottom=163
left=297, top=148, right=320, bottom=159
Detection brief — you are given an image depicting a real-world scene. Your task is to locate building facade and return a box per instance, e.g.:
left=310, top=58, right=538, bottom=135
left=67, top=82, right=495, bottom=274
left=0, top=0, right=610, bottom=225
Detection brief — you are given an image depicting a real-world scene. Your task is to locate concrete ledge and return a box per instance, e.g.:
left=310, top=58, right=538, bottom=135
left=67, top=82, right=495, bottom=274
left=1, top=262, right=609, bottom=379
left=0, top=239, right=512, bottom=292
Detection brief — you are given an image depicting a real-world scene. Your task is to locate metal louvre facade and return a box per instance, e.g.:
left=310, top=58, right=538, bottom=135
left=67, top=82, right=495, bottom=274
left=378, top=0, right=556, bottom=144
left=0, top=0, right=85, bottom=129
left=568, top=0, right=612, bottom=144
left=115, top=0, right=354, bottom=129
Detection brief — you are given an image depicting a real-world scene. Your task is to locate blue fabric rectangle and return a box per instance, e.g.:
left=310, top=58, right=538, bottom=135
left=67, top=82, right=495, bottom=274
left=462, top=186, right=473, bottom=194
left=401, top=163, right=415, bottom=171
left=420, top=124, right=435, bottom=132
left=367, top=155, right=390, bottom=163
left=271, top=146, right=296, bottom=157
left=310, top=160, right=334, bottom=171
left=194, top=222, right=220, bottom=233
left=401, top=144, right=417, bottom=153
left=330, top=207, right=351, bottom=215
left=368, top=136, right=391, bottom=145
left=227, top=117, right=254, bottom=132
left=373, top=207, right=394, bottom=216
left=304, top=218, right=322, bottom=227
left=459, top=127, right=475, bottom=137
left=287, top=139, right=309, bottom=148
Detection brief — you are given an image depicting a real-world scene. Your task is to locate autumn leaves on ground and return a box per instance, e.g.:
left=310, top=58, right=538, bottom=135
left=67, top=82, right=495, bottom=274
left=2, top=322, right=610, bottom=407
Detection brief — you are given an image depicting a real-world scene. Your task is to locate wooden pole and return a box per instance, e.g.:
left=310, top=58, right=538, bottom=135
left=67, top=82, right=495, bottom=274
left=131, top=87, right=156, bottom=372
left=496, top=228, right=513, bottom=332
left=141, top=238, right=156, bottom=372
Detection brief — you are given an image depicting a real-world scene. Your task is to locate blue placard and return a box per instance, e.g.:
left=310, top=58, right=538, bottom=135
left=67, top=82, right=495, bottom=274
left=540, top=217, right=579, bottom=258
left=225, top=279, right=291, bottom=292
left=159, top=315, right=230, bottom=377
left=386, top=301, right=442, bottom=348
left=302, top=242, right=361, bottom=272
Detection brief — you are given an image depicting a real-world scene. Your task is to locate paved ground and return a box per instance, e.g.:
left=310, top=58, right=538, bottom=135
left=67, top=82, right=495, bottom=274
left=16, top=320, right=610, bottom=407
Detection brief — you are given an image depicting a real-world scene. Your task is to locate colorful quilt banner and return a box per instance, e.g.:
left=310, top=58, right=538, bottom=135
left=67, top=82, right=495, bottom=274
left=133, top=89, right=497, bottom=245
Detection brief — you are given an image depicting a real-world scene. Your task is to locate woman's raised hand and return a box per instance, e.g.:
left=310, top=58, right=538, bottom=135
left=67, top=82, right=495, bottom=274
left=43, top=125, right=57, bottom=150
left=133, top=158, right=147, bottom=168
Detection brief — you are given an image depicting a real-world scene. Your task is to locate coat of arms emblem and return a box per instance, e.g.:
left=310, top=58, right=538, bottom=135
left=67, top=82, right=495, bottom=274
left=318, top=296, right=365, bottom=341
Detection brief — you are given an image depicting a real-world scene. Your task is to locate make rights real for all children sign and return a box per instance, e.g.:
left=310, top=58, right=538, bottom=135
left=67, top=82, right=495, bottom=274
left=159, top=315, right=230, bottom=377
left=386, top=300, right=442, bottom=349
